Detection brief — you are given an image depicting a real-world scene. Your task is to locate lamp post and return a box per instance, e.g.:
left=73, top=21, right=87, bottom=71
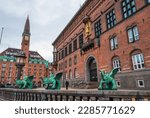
left=15, top=51, right=26, bottom=79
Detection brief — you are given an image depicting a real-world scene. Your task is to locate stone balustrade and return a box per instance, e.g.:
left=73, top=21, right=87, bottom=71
left=0, top=88, right=150, bottom=101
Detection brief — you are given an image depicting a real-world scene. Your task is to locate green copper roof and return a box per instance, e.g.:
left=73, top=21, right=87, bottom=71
left=0, top=56, right=16, bottom=62
left=29, top=58, right=49, bottom=68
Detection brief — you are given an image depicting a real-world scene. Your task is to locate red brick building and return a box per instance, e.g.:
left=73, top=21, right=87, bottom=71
left=52, top=0, right=150, bottom=89
left=0, top=17, right=49, bottom=87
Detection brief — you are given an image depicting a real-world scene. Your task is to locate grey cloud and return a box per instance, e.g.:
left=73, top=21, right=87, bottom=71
left=0, top=0, right=86, bottom=61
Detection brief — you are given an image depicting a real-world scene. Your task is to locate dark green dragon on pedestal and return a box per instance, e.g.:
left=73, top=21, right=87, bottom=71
left=98, top=68, right=118, bottom=90
left=43, top=73, right=63, bottom=90
left=16, top=76, right=34, bottom=89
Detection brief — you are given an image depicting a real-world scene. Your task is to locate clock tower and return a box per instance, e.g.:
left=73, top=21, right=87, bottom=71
left=21, top=16, right=31, bottom=76
left=21, top=16, right=30, bottom=52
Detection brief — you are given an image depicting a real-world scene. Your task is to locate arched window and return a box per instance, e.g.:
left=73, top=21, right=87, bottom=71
left=74, top=68, right=77, bottom=79
left=69, top=70, right=72, bottom=80
left=112, top=56, right=121, bottom=72
left=69, top=58, right=72, bottom=67
left=63, top=71, right=67, bottom=80
left=110, top=36, right=118, bottom=50
left=131, top=50, right=145, bottom=70
left=74, top=55, right=77, bottom=65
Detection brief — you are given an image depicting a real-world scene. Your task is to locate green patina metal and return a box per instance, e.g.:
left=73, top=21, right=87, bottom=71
left=43, top=72, right=63, bottom=90
left=16, top=76, right=34, bottom=89
left=29, top=58, right=49, bottom=68
left=98, top=68, right=118, bottom=90
left=0, top=56, right=16, bottom=62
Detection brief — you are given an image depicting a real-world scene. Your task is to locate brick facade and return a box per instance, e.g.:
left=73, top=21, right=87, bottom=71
left=52, top=0, right=150, bottom=89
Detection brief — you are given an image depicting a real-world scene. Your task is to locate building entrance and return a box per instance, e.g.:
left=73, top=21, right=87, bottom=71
left=86, top=56, right=98, bottom=82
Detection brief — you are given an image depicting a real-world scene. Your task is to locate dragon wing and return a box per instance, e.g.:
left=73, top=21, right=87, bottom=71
left=54, top=72, right=63, bottom=80
left=109, top=68, right=118, bottom=78
left=26, top=76, right=34, bottom=82
left=100, top=70, right=105, bottom=80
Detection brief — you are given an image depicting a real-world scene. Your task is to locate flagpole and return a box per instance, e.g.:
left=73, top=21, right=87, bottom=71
left=0, top=27, right=4, bottom=45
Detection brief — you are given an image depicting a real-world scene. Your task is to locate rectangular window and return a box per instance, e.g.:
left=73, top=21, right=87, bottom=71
left=116, top=81, right=121, bottom=87
left=73, top=39, right=77, bottom=51
left=61, top=50, right=64, bottom=59
left=65, top=47, right=67, bottom=57
left=146, top=0, right=150, bottom=4
left=69, top=43, right=72, bottom=54
left=94, top=20, right=102, bottom=38
left=59, top=52, right=61, bottom=60
left=122, top=0, right=136, bottom=19
left=113, top=59, right=121, bottom=72
left=137, top=80, right=145, bottom=87
left=74, top=55, right=77, bottom=65
left=106, top=9, right=117, bottom=29
left=79, top=34, right=83, bottom=48
left=65, top=60, right=67, bottom=68
left=110, top=37, right=118, bottom=50
left=69, top=58, right=72, bottom=67
left=128, top=26, right=139, bottom=43
left=132, top=54, right=144, bottom=70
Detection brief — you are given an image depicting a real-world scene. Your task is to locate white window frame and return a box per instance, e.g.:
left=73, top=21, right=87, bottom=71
left=69, top=70, right=72, bottom=80
left=128, top=28, right=134, bottom=42
left=65, top=73, right=68, bottom=80
left=74, top=68, right=77, bottom=79
left=110, top=37, right=118, bottom=50
left=132, top=53, right=145, bottom=70
left=137, top=80, right=145, bottom=87
left=128, top=26, right=139, bottom=43
left=116, top=81, right=121, bottom=87
left=133, top=26, right=139, bottom=41
left=113, top=59, right=121, bottom=72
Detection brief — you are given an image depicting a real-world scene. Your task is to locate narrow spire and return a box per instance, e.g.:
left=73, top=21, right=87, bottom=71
left=23, top=16, right=30, bottom=36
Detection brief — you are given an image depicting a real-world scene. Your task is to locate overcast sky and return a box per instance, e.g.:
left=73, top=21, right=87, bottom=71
left=0, top=0, right=86, bottom=61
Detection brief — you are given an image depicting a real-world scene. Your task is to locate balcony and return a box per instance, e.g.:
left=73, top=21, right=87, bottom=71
left=81, top=40, right=94, bottom=52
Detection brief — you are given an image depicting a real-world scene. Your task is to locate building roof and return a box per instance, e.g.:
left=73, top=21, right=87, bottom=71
left=23, top=16, right=30, bottom=36
left=0, top=48, right=44, bottom=60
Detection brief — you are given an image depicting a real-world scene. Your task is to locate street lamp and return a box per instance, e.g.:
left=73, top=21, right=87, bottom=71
left=15, top=51, right=26, bottom=79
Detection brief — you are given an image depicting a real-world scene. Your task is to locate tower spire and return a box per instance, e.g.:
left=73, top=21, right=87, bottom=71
left=23, top=15, right=30, bottom=36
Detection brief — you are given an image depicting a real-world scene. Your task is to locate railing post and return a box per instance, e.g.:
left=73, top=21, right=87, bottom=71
left=68, top=96, right=74, bottom=101
left=33, top=94, right=37, bottom=101
left=41, top=93, right=47, bottom=101
left=47, top=94, right=52, bottom=101
left=37, top=94, right=41, bottom=101
left=52, top=95, right=56, bottom=101
left=83, top=96, right=89, bottom=101
left=75, top=96, right=81, bottom=101
left=14, top=92, right=17, bottom=101
left=56, top=95, right=61, bottom=101
left=62, top=95, right=67, bottom=101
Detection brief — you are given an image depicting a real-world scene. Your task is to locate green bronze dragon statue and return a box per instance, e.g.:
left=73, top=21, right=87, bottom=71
left=16, top=76, right=34, bottom=89
left=98, top=68, right=118, bottom=90
left=43, top=72, right=63, bottom=90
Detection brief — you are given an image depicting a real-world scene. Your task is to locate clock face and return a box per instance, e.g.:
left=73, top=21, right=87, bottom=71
left=25, top=36, right=29, bottom=41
